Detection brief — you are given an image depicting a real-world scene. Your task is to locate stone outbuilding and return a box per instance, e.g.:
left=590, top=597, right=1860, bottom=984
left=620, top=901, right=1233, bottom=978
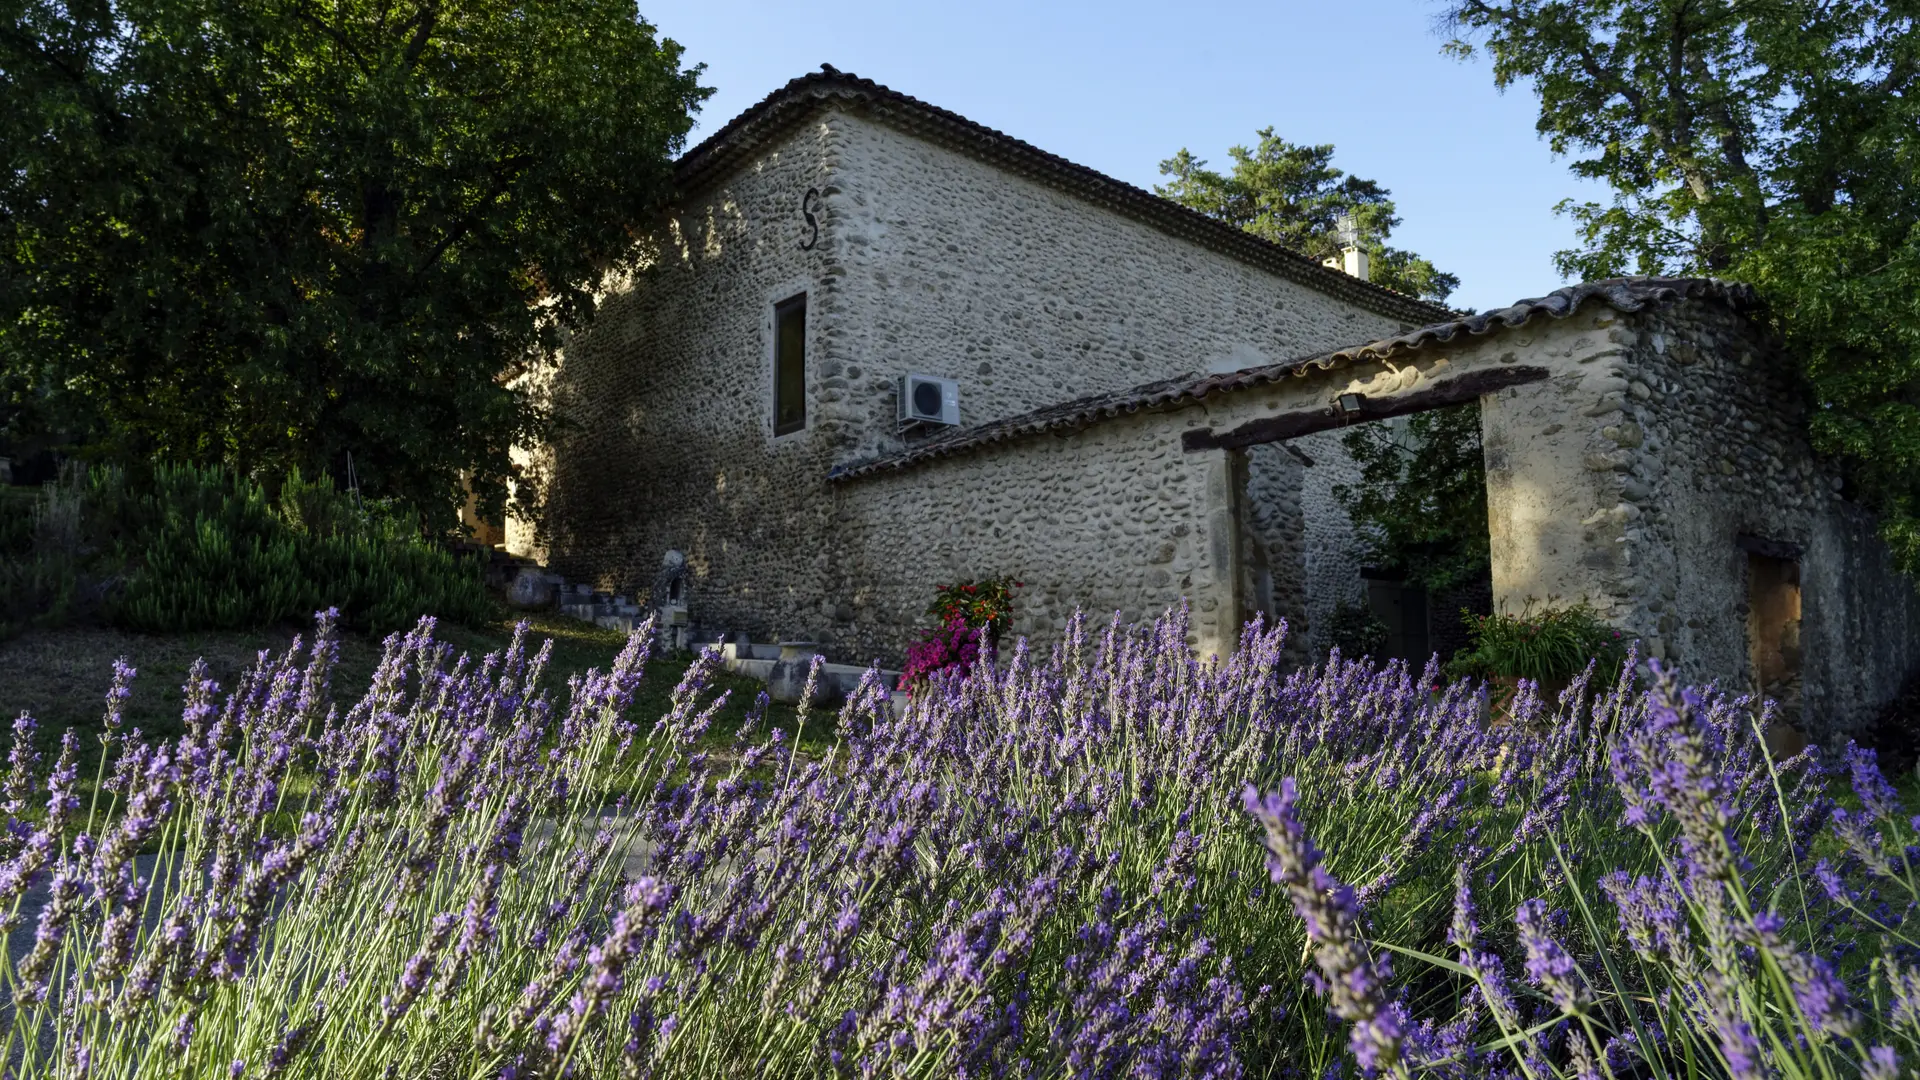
left=509, top=68, right=1920, bottom=742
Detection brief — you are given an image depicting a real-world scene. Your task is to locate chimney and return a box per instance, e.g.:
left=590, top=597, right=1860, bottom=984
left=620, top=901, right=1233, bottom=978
left=1320, top=247, right=1371, bottom=281
left=1323, top=211, right=1371, bottom=282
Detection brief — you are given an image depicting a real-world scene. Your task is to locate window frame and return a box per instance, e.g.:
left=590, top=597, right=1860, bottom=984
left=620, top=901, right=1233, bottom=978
left=771, top=292, right=808, bottom=438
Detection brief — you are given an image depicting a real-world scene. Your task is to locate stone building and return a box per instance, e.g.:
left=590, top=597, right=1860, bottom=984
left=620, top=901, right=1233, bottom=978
left=511, top=68, right=1920, bottom=741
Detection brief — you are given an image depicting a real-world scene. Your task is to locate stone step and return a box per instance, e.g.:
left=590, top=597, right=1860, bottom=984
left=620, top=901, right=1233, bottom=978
left=728, top=658, right=776, bottom=681
left=717, top=648, right=901, bottom=706
left=720, top=642, right=783, bottom=662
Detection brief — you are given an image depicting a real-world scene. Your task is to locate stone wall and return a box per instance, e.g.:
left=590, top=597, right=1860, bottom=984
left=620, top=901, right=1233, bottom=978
left=824, top=113, right=1411, bottom=461
left=829, top=409, right=1241, bottom=663
left=1238, top=444, right=1309, bottom=655
left=1624, top=303, right=1920, bottom=742
left=1294, top=428, right=1370, bottom=652
left=519, top=117, right=846, bottom=645
left=1473, top=298, right=1920, bottom=741
left=1231, top=430, right=1372, bottom=656
left=520, top=104, right=1409, bottom=662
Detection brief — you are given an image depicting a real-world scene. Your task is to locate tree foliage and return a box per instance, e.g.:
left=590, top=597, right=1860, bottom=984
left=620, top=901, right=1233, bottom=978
left=0, top=0, right=708, bottom=523
left=1332, top=403, right=1491, bottom=594
left=1444, top=0, right=1920, bottom=570
left=1157, top=131, right=1461, bottom=304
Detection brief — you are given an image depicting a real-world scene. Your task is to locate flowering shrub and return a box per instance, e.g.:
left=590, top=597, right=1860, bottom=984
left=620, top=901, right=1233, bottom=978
left=0, top=604, right=1912, bottom=1078
left=897, top=577, right=1021, bottom=691
left=897, top=614, right=985, bottom=691
left=924, top=576, right=1023, bottom=642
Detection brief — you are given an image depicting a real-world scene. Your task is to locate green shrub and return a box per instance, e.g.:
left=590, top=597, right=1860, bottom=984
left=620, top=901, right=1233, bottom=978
left=117, top=463, right=495, bottom=633
left=0, top=471, right=89, bottom=636
left=1446, top=601, right=1628, bottom=683
left=1, top=461, right=496, bottom=635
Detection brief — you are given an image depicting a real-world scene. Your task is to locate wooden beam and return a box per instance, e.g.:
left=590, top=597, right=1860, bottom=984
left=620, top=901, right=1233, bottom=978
left=1181, top=365, right=1552, bottom=452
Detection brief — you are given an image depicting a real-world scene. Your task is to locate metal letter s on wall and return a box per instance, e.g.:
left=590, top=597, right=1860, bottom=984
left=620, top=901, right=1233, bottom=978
left=799, top=188, right=820, bottom=251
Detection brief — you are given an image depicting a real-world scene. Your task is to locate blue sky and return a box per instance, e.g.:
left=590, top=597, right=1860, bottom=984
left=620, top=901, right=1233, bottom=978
left=641, top=0, right=1614, bottom=314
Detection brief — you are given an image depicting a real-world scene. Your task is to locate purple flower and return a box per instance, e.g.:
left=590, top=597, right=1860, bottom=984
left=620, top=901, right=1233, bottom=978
left=172, top=1014, right=197, bottom=1052
left=382, top=913, right=456, bottom=1024
left=1738, top=914, right=1855, bottom=1035
left=1246, top=780, right=1402, bottom=1076
left=1608, top=664, right=1742, bottom=884
left=1846, top=743, right=1903, bottom=821
left=1600, top=872, right=1689, bottom=964
left=262, top=1009, right=323, bottom=1076
left=1514, top=899, right=1587, bottom=1014
left=1448, top=863, right=1477, bottom=953
left=4, top=712, right=38, bottom=818
left=103, top=657, right=135, bottom=740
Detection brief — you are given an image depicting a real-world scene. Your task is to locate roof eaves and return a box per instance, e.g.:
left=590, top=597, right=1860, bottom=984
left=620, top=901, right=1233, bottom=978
left=827, top=276, right=1758, bottom=483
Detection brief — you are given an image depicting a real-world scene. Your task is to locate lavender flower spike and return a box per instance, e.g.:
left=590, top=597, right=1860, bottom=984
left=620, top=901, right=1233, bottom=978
left=1514, top=899, right=1588, bottom=1015
left=1246, top=780, right=1404, bottom=1077
left=103, top=657, right=135, bottom=741
left=3, top=712, right=37, bottom=819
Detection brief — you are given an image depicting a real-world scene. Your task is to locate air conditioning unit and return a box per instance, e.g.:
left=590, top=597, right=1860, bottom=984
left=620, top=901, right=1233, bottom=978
left=898, top=373, right=961, bottom=429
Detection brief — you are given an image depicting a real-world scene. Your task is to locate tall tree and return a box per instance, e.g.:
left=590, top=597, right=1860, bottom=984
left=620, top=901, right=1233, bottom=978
left=1333, top=404, right=1491, bottom=594
left=1157, top=131, right=1461, bottom=304
left=1443, top=0, right=1920, bottom=569
left=0, top=0, right=708, bottom=522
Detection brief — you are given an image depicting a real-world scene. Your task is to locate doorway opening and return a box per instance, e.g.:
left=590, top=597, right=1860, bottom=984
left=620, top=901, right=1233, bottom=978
left=1746, top=551, right=1802, bottom=696
left=1744, top=541, right=1803, bottom=751
left=1362, top=570, right=1431, bottom=665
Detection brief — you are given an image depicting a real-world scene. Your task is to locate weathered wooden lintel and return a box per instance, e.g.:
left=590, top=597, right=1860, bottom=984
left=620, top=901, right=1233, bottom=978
left=1180, top=365, right=1553, bottom=452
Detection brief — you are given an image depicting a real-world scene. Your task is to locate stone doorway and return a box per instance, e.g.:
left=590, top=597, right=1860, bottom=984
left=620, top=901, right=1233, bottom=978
left=1743, top=538, right=1804, bottom=752
left=1230, top=404, right=1494, bottom=664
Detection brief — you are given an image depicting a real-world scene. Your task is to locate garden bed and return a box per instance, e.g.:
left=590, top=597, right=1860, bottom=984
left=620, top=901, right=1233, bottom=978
left=0, top=607, right=1911, bottom=1078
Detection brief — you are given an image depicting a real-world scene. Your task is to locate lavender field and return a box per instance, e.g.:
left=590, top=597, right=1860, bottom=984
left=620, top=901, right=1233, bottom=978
left=0, top=606, right=1911, bottom=1079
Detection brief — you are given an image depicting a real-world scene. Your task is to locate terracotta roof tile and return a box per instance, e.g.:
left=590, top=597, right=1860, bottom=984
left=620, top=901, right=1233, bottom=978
left=827, top=276, right=1758, bottom=482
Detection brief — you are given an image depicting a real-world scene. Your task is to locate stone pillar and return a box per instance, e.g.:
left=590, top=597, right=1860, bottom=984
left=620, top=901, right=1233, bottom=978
left=1193, top=447, right=1246, bottom=663
left=1480, top=368, right=1657, bottom=647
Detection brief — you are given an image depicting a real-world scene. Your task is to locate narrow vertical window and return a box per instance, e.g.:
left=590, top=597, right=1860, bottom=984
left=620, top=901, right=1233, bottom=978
left=773, top=294, right=806, bottom=436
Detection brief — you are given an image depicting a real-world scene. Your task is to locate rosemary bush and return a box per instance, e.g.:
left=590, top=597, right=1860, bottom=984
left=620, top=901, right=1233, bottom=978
left=0, top=606, right=1908, bottom=1078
